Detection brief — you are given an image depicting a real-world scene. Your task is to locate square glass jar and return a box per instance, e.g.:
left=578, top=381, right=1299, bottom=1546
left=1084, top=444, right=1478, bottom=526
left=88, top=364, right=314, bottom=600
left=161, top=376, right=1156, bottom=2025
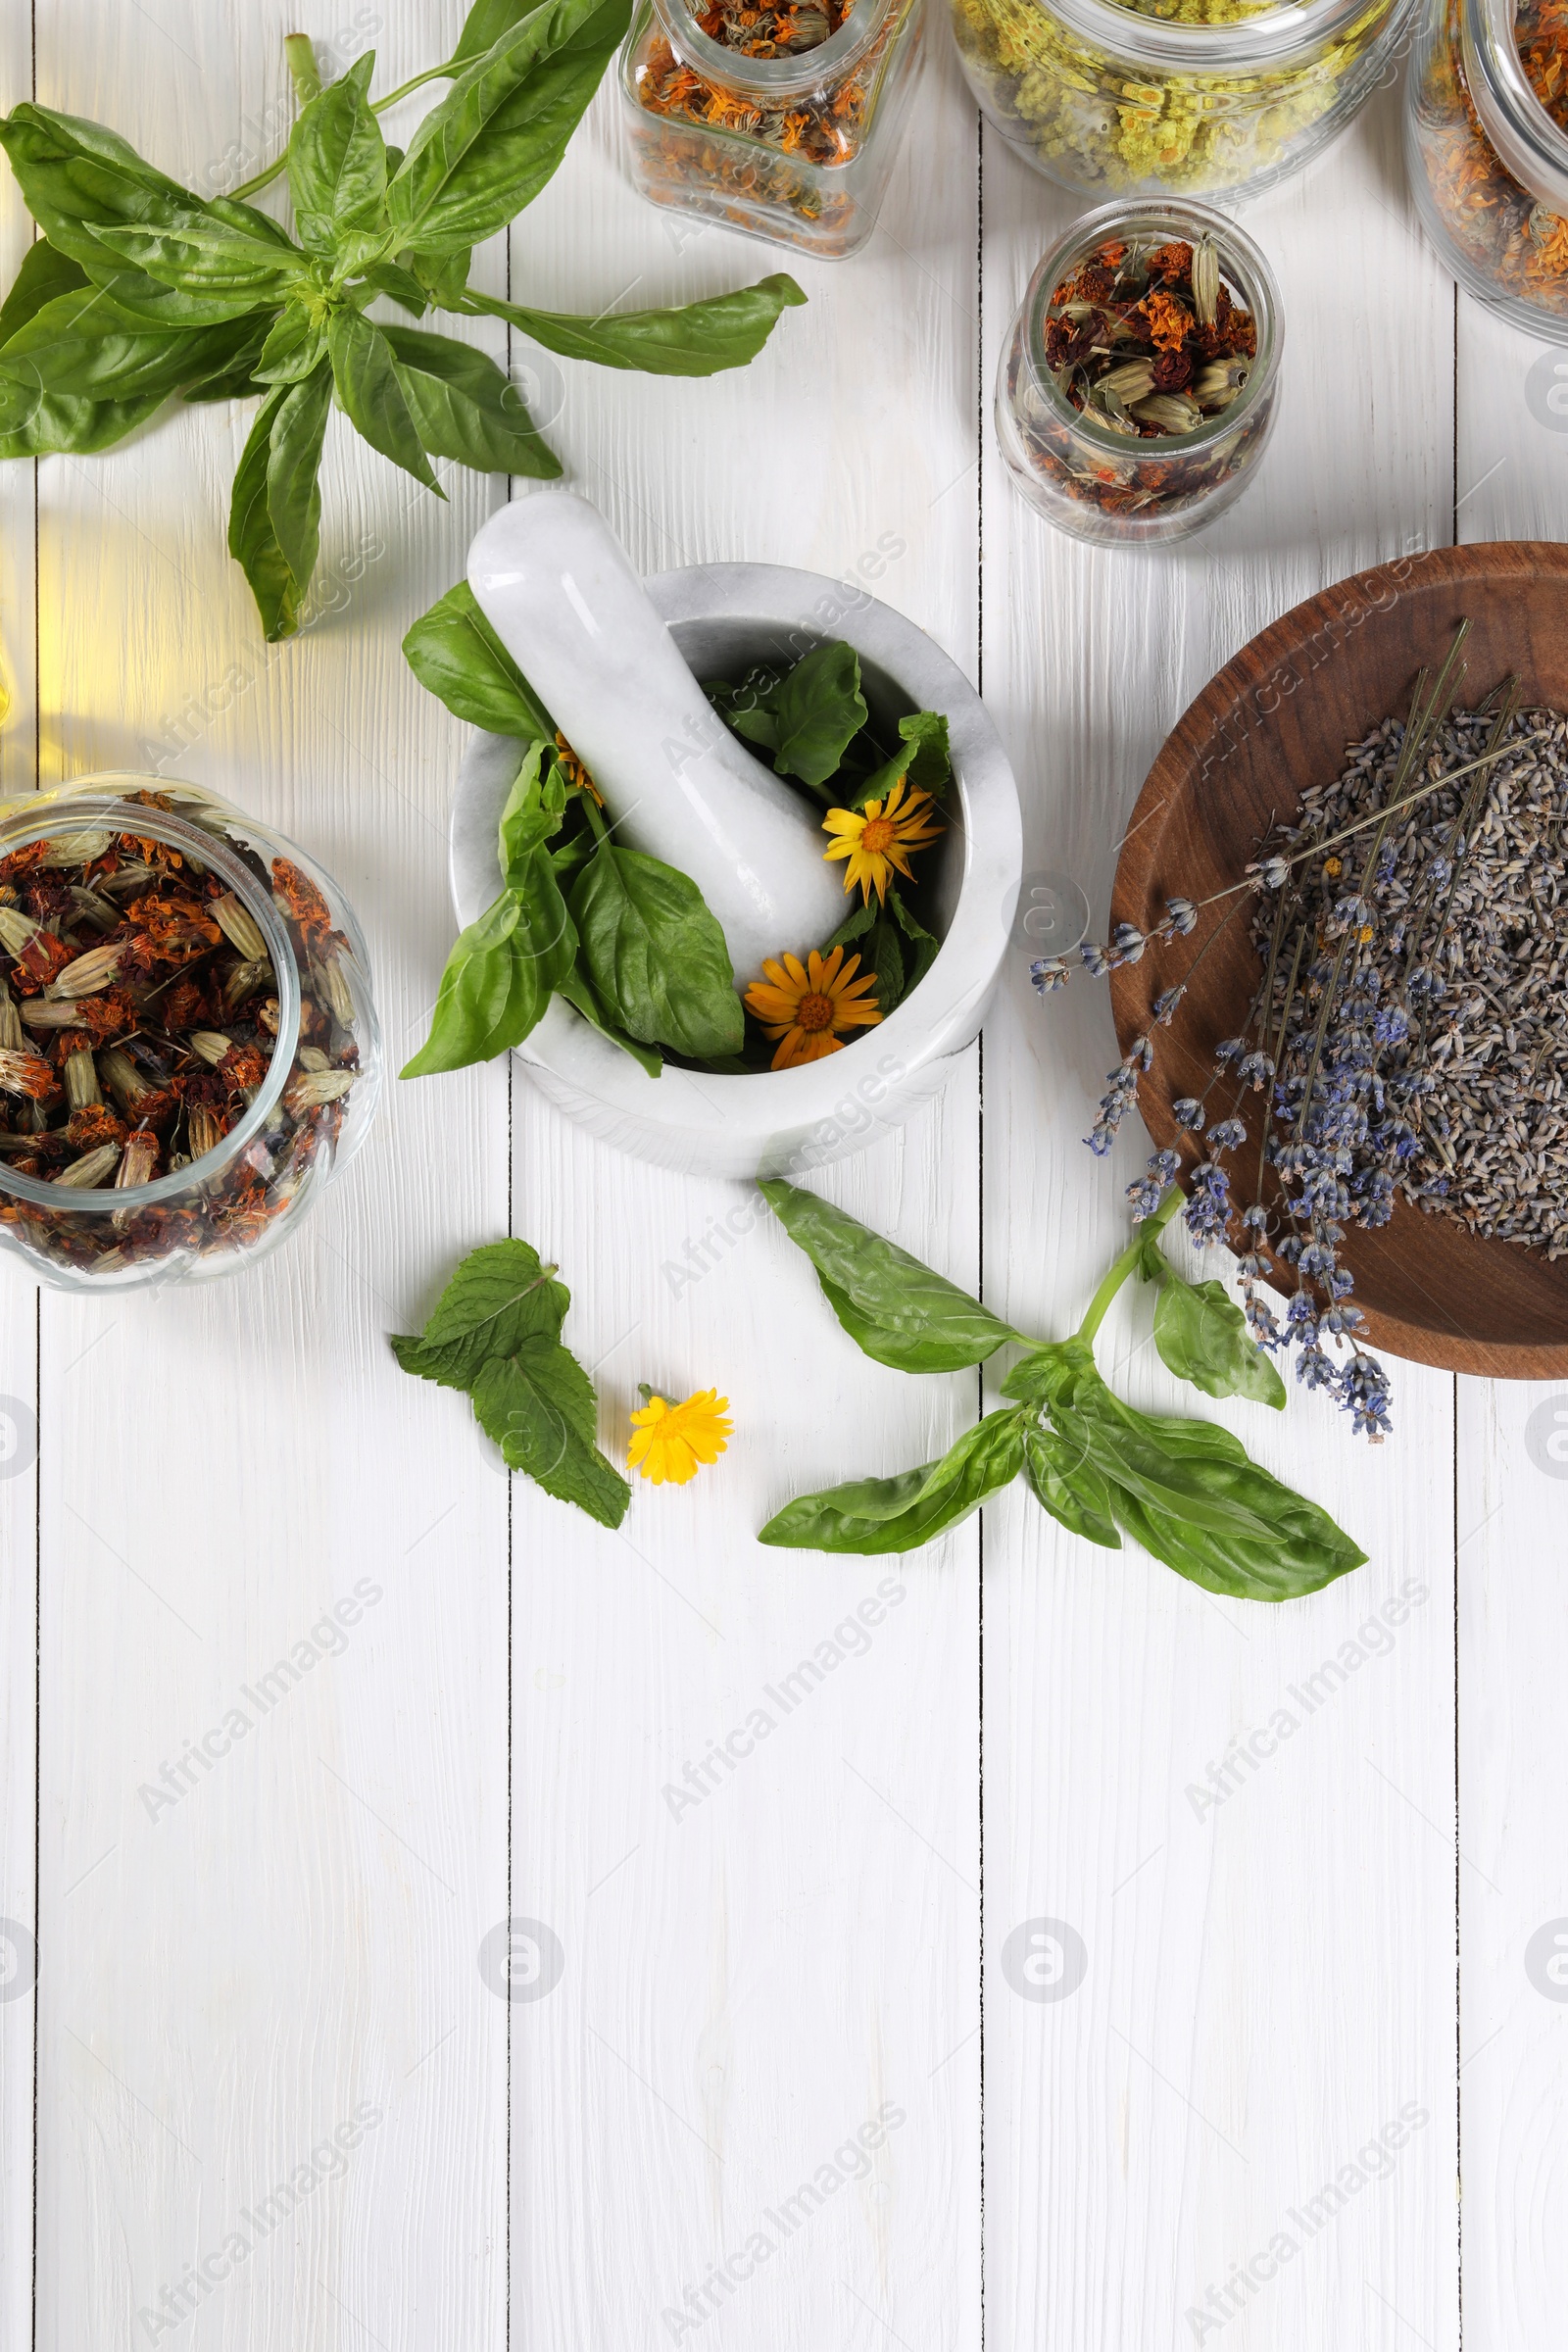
left=995, top=199, right=1283, bottom=546
left=620, top=0, right=927, bottom=259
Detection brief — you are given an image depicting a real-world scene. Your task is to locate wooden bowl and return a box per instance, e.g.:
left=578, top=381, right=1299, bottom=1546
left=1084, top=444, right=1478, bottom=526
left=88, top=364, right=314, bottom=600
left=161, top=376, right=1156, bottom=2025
left=1109, top=541, right=1568, bottom=1380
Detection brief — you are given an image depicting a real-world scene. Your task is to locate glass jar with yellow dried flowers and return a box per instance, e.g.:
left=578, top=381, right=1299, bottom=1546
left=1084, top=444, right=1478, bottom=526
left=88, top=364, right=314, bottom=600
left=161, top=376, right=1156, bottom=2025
left=620, top=0, right=927, bottom=259
left=1406, top=0, right=1568, bottom=334
left=997, top=201, right=1283, bottom=547
left=950, top=0, right=1410, bottom=200
left=0, top=776, right=380, bottom=1291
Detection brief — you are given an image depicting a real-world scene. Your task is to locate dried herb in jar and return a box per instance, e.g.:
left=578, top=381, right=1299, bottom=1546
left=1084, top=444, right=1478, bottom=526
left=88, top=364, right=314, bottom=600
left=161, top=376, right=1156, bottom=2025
left=0, top=793, right=362, bottom=1280
left=1412, top=0, right=1568, bottom=320
left=1044, top=233, right=1256, bottom=439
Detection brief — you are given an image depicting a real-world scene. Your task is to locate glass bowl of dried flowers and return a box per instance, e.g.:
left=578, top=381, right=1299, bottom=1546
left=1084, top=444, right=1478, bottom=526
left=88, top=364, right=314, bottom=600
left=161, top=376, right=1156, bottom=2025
left=0, top=777, right=381, bottom=1291
left=997, top=199, right=1283, bottom=546
left=1406, top=0, right=1568, bottom=336
left=445, top=564, right=1021, bottom=1179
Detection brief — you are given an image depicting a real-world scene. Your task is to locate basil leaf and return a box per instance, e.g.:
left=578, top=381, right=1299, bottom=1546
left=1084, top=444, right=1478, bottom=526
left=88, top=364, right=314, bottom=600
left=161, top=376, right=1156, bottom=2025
left=387, top=0, right=634, bottom=255
left=0, top=286, right=251, bottom=400
left=266, top=361, right=333, bottom=595
left=401, top=850, right=576, bottom=1076
left=470, top=1338, right=631, bottom=1526
left=888, top=888, right=940, bottom=996
left=408, top=248, right=473, bottom=308
left=759, top=1407, right=1026, bottom=1554
left=0, top=106, right=267, bottom=318
left=497, top=739, right=565, bottom=883
left=850, top=709, right=951, bottom=809
left=178, top=311, right=274, bottom=401
left=1000, top=1339, right=1077, bottom=1409
left=1150, top=1268, right=1287, bottom=1408
left=287, top=52, right=387, bottom=262
left=1022, top=1423, right=1121, bottom=1548
left=252, top=302, right=328, bottom=386
left=760, top=1178, right=1020, bottom=1371
left=391, top=1235, right=569, bottom=1388
left=867, top=913, right=904, bottom=1014
left=569, top=843, right=744, bottom=1057
left=0, top=375, right=164, bottom=458
left=86, top=210, right=306, bottom=302
left=453, top=0, right=541, bottom=62
left=463, top=272, right=807, bottom=375
left=403, top=578, right=555, bottom=736
left=359, top=260, right=429, bottom=316
left=771, top=642, right=867, bottom=788
left=0, top=238, right=87, bottom=347
left=556, top=962, right=664, bottom=1077
left=1107, top=1478, right=1362, bottom=1604
left=381, top=323, right=561, bottom=476
left=326, top=307, right=442, bottom=493
left=1044, top=1352, right=1365, bottom=1599
left=228, top=384, right=308, bottom=641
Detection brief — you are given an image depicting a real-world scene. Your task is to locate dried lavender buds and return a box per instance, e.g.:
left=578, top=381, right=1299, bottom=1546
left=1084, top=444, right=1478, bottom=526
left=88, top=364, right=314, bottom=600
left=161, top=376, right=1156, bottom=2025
left=1266, top=697, right=1568, bottom=1258
left=0, top=791, right=369, bottom=1283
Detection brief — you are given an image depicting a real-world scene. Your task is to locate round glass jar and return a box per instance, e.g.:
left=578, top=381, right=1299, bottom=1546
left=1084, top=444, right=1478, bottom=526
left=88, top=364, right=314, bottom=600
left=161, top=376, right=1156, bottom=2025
left=951, top=0, right=1411, bottom=200
left=620, top=0, right=927, bottom=258
left=1406, top=0, right=1568, bottom=336
left=996, top=199, right=1283, bottom=545
left=0, top=776, right=381, bottom=1292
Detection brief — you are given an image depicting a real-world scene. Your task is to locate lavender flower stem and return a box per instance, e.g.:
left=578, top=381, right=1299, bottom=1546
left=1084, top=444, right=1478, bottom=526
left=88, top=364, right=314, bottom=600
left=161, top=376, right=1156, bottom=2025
left=1077, top=1186, right=1182, bottom=1342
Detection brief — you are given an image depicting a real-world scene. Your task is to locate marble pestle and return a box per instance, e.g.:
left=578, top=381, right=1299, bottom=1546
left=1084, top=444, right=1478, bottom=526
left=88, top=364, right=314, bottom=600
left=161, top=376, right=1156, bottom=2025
left=466, top=492, right=847, bottom=986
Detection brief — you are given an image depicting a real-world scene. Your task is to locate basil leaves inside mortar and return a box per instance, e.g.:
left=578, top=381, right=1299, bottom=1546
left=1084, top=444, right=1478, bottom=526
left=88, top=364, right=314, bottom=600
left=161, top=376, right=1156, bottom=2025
left=400, top=584, right=954, bottom=1081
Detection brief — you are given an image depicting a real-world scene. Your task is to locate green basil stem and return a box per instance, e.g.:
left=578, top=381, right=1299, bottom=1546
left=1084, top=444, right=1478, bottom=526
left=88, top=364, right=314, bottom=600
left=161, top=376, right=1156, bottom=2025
left=1076, top=1185, right=1182, bottom=1343
left=579, top=792, right=612, bottom=850
left=283, top=32, right=322, bottom=103
left=229, top=55, right=463, bottom=201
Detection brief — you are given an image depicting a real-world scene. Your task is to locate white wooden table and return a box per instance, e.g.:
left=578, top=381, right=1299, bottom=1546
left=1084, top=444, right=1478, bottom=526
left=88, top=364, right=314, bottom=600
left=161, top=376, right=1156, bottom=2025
left=1, top=4, right=1565, bottom=2344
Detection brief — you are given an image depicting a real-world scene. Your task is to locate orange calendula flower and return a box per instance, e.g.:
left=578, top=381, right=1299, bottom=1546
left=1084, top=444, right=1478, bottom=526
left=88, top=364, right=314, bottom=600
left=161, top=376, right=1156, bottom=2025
left=628, top=1387, right=733, bottom=1486
left=820, top=777, right=943, bottom=904
left=554, top=732, right=604, bottom=806
left=744, top=944, right=882, bottom=1068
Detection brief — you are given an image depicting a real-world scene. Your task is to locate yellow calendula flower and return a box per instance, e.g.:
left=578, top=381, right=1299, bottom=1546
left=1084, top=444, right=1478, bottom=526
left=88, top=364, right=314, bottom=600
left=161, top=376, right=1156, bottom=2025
left=743, top=943, right=882, bottom=1069
left=628, top=1387, right=733, bottom=1486
left=821, top=778, right=943, bottom=904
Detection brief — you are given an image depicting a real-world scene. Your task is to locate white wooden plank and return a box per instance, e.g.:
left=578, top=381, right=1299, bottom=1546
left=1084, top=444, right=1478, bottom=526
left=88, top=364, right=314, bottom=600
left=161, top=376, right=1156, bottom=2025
left=981, top=84, right=1463, bottom=2352
left=0, top=9, right=40, bottom=2341
left=503, top=32, right=985, bottom=2346
left=1452, top=289, right=1568, bottom=2350
left=27, top=5, right=511, bottom=2345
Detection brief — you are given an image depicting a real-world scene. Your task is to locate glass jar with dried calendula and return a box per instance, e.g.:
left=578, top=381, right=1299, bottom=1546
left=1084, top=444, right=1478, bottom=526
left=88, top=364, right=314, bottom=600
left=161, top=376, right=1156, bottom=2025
left=1407, top=0, right=1568, bottom=334
left=951, top=0, right=1410, bottom=201
left=996, top=200, right=1283, bottom=545
left=619, top=0, right=927, bottom=258
left=0, top=776, right=381, bottom=1291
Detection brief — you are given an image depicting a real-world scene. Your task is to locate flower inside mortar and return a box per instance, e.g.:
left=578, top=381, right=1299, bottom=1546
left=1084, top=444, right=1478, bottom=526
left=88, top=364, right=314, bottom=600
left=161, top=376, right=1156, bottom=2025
left=628, top=1387, right=733, bottom=1486
left=820, top=778, right=943, bottom=904
left=743, top=944, right=882, bottom=1069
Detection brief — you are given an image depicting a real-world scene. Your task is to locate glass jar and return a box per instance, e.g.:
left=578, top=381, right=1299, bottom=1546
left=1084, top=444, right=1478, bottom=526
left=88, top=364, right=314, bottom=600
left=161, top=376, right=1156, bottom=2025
left=0, top=776, right=381, bottom=1292
left=1406, top=0, right=1568, bottom=336
left=996, top=199, right=1283, bottom=544
left=951, top=0, right=1411, bottom=200
left=620, top=0, right=926, bottom=258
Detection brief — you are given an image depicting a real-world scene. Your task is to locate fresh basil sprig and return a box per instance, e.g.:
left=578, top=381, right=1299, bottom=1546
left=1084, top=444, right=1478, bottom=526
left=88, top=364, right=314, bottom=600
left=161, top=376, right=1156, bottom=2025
left=0, top=2, right=806, bottom=638
left=392, top=1237, right=631, bottom=1526
left=758, top=1181, right=1364, bottom=1601
left=399, top=598, right=743, bottom=1080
